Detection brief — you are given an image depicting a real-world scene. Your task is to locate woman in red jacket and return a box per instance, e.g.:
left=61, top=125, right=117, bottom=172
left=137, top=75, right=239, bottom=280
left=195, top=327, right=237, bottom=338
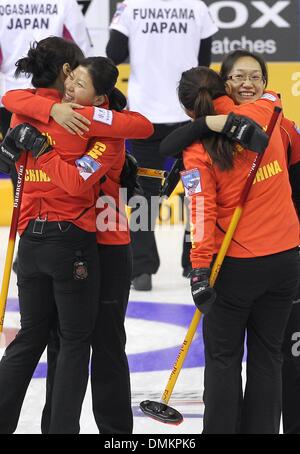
left=220, top=50, right=300, bottom=435
left=3, top=53, right=153, bottom=434
left=164, top=65, right=299, bottom=434
left=161, top=50, right=300, bottom=434
left=37, top=58, right=135, bottom=435
left=0, top=38, right=153, bottom=434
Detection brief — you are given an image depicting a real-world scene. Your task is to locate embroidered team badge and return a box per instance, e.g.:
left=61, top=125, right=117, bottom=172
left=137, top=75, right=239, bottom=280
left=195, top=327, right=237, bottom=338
left=180, top=168, right=202, bottom=197
left=75, top=155, right=101, bottom=181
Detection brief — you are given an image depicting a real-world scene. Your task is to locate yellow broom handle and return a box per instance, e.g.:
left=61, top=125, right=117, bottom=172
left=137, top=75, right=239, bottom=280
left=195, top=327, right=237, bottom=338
left=0, top=154, right=28, bottom=333
left=137, top=167, right=167, bottom=179
left=161, top=207, right=243, bottom=404
left=0, top=240, right=15, bottom=332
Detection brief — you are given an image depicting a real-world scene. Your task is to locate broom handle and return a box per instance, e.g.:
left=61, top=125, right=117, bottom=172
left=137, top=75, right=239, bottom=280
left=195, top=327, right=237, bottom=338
left=0, top=153, right=28, bottom=333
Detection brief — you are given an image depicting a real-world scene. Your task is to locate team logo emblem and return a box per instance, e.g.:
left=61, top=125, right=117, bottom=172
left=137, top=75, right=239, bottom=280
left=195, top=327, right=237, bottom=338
left=180, top=169, right=202, bottom=197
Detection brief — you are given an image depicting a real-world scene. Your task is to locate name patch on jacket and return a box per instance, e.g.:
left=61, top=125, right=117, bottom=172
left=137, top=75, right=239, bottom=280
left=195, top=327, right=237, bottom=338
left=93, top=108, right=113, bottom=125
left=76, top=155, right=101, bottom=181
left=180, top=168, right=202, bottom=197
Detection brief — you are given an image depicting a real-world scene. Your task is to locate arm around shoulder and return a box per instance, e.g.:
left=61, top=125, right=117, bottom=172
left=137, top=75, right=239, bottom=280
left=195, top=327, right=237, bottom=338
left=2, top=89, right=56, bottom=123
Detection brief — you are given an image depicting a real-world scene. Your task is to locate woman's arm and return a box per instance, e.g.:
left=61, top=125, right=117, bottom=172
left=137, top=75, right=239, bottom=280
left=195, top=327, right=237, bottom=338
left=83, top=107, right=154, bottom=139
left=3, top=89, right=56, bottom=123
left=2, top=89, right=91, bottom=134
left=214, top=91, right=282, bottom=126
left=160, top=110, right=270, bottom=158
left=37, top=138, right=123, bottom=196
left=3, top=89, right=154, bottom=139
left=183, top=143, right=217, bottom=269
left=159, top=117, right=213, bottom=157
left=106, top=30, right=129, bottom=65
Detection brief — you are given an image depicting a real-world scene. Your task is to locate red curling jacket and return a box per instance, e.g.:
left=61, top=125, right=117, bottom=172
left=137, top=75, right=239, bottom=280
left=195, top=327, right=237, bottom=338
left=183, top=92, right=299, bottom=268
left=3, top=88, right=153, bottom=236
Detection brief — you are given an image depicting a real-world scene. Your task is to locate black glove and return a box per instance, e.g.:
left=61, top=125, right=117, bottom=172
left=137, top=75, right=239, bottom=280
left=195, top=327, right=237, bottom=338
left=0, top=131, right=22, bottom=166
left=10, top=123, right=52, bottom=158
left=190, top=268, right=216, bottom=314
left=222, top=113, right=269, bottom=154
left=159, top=158, right=183, bottom=199
left=120, top=152, right=144, bottom=205
left=0, top=155, right=12, bottom=174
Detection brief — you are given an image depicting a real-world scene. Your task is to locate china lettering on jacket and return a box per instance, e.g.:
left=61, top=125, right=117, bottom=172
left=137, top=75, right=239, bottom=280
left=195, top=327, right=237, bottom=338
left=25, top=169, right=51, bottom=183
left=87, top=142, right=107, bottom=160
left=253, top=160, right=283, bottom=185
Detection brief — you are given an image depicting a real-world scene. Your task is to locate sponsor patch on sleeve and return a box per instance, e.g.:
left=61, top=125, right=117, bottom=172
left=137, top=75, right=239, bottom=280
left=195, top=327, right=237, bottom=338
left=294, top=124, right=300, bottom=135
left=180, top=168, right=202, bottom=197
left=93, top=108, right=113, bottom=126
left=261, top=93, right=277, bottom=102
left=75, top=155, right=101, bottom=181
left=112, top=1, right=127, bottom=24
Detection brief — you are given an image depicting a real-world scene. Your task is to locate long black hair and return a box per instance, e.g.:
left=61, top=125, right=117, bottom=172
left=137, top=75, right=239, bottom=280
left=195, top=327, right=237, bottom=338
left=178, top=67, right=234, bottom=171
left=80, top=57, right=127, bottom=111
left=15, top=37, right=84, bottom=88
left=220, top=49, right=268, bottom=86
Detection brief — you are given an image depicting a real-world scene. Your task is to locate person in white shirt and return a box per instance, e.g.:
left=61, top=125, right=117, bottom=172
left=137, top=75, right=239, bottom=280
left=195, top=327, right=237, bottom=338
left=107, top=0, right=218, bottom=290
left=0, top=0, right=93, bottom=201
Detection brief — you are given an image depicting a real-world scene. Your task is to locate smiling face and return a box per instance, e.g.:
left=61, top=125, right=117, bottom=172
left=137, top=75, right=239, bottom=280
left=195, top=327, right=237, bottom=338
left=63, top=65, right=104, bottom=106
left=225, top=56, right=266, bottom=105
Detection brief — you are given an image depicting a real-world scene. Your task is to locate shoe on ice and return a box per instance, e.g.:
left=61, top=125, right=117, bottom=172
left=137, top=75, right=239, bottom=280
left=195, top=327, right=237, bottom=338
left=132, top=273, right=152, bottom=291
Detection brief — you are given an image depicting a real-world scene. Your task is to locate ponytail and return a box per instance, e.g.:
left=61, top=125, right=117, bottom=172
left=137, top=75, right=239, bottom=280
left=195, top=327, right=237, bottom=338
left=15, top=43, right=56, bottom=87
left=178, top=67, right=234, bottom=171
left=193, top=87, right=215, bottom=118
left=15, top=37, right=84, bottom=88
left=108, top=87, right=127, bottom=111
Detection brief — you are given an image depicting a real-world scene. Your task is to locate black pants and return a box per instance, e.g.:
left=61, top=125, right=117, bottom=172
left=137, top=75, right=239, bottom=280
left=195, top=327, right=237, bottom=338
left=282, top=287, right=300, bottom=434
left=0, top=221, right=99, bottom=434
left=202, top=249, right=300, bottom=434
left=41, top=244, right=133, bottom=434
left=0, top=107, right=17, bottom=190
left=130, top=122, right=191, bottom=278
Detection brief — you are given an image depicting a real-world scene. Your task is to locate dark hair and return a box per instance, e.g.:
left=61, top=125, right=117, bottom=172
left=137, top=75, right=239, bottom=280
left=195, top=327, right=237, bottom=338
left=80, top=57, right=127, bottom=111
left=15, top=37, right=84, bottom=88
left=178, top=66, right=234, bottom=171
left=220, top=49, right=268, bottom=86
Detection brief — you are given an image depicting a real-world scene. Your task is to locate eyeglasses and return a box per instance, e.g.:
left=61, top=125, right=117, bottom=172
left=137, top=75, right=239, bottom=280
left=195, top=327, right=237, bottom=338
left=227, top=73, right=264, bottom=84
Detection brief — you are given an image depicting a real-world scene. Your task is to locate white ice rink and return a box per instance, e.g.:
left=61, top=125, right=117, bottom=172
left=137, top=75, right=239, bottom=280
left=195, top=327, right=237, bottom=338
left=0, top=224, right=210, bottom=435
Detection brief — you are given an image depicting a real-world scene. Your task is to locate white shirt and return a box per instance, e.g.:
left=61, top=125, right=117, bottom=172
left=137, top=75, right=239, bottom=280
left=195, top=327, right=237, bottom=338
left=0, top=0, right=93, bottom=101
left=110, top=0, right=218, bottom=123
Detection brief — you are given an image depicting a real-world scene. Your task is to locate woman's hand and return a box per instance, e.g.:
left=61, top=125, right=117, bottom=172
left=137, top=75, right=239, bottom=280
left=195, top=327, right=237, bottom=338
left=50, top=103, right=91, bottom=135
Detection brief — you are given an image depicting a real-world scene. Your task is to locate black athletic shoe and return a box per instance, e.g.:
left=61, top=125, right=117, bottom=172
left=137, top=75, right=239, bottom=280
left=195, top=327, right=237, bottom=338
left=132, top=273, right=152, bottom=291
